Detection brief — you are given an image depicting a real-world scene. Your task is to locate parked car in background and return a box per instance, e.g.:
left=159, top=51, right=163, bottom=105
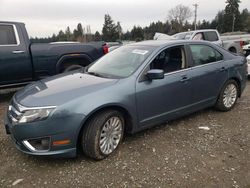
left=0, top=21, right=109, bottom=88
left=243, top=43, right=250, bottom=57
left=5, top=40, right=247, bottom=160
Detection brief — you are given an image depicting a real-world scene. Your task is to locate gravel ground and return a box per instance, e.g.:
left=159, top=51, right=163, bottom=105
left=0, top=82, right=250, bottom=188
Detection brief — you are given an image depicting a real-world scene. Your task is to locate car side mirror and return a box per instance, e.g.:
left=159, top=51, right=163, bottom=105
left=146, top=69, right=164, bottom=80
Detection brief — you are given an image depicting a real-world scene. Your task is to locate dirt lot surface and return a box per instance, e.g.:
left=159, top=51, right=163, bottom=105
left=0, top=82, right=250, bottom=188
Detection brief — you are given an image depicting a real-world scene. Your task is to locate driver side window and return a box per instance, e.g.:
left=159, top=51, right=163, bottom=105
left=150, top=45, right=187, bottom=74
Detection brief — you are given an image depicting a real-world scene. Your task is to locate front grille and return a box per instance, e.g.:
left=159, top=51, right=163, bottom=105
left=8, top=100, right=23, bottom=124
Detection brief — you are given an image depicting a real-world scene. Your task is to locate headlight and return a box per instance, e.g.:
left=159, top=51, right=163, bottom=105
left=19, top=108, right=55, bottom=123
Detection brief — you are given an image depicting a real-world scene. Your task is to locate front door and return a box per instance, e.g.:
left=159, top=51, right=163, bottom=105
left=136, top=45, right=193, bottom=127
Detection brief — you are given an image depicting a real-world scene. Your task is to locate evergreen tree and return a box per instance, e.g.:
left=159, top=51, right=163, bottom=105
left=58, top=30, right=66, bottom=41
left=102, top=14, right=119, bottom=42
left=240, top=9, right=250, bottom=32
left=131, top=26, right=144, bottom=41
left=94, top=31, right=101, bottom=41
left=223, top=0, right=241, bottom=32
left=65, top=26, right=71, bottom=41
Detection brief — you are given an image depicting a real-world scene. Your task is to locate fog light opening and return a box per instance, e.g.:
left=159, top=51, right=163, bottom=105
left=23, top=137, right=50, bottom=152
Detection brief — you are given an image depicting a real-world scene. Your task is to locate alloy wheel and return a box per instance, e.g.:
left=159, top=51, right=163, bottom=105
left=99, top=116, right=123, bottom=155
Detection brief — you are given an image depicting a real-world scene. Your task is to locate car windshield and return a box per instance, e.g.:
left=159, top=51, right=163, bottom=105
left=87, top=45, right=154, bottom=78
left=173, top=32, right=193, bottom=40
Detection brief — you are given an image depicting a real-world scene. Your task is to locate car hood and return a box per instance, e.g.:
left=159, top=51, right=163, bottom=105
left=15, top=71, right=118, bottom=107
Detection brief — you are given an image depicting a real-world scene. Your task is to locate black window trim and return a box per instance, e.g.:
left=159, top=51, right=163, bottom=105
left=0, top=24, right=20, bottom=46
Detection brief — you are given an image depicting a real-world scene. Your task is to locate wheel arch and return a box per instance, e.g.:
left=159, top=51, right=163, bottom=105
left=56, top=54, right=93, bottom=73
left=76, top=105, right=135, bottom=150
left=228, top=46, right=237, bottom=53
left=229, top=77, right=242, bottom=97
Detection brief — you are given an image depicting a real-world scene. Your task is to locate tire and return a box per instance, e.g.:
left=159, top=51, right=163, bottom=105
left=81, top=110, right=124, bottom=160
left=215, top=80, right=239, bottom=111
left=229, top=47, right=237, bottom=53
left=63, top=64, right=84, bottom=72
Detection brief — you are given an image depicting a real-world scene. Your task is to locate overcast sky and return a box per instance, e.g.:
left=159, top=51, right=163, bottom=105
left=0, top=0, right=250, bottom=37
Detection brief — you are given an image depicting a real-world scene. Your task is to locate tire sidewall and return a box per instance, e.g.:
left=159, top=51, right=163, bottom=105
left=96, top=111, right=125, bottom=158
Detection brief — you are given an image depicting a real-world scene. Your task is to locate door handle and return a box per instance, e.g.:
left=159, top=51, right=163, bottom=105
left=12, top=50, right=25, bottom=54
left=219, top=67, right=226, bottom=72
left=180, top=75, right=190, bottom=83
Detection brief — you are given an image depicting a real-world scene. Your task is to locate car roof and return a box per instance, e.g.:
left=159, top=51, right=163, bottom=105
left=127, top=40, right=215, bottom=47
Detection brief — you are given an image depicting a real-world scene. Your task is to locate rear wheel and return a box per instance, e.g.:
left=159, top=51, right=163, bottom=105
left=215, top=80, right=239, bottom=111
left=81, top=110, right=124, bottom=160
left=229, top=47, right=237, bottom=53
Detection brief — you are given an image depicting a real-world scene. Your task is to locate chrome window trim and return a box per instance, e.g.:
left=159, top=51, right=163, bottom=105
left=141, top=60, right=224, bottom=79
left=163, top=67, right=193, bottom=76
left=0, top=23, right=20, bottom=46
left=190, top=60, right=224, bottom=69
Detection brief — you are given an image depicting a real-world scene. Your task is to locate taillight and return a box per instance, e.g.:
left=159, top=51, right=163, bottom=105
left=240, top=41, right=244, bottom=48
left=103, top=44, right=109, bottom=54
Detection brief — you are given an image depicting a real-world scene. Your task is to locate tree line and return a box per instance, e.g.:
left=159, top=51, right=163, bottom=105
left=30, top=0, right=250, bottom=43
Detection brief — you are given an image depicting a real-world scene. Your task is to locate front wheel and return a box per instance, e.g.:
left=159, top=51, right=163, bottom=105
left=81, top=110, right=124, bottom=160
left=215, top=80, right=239, bottom=111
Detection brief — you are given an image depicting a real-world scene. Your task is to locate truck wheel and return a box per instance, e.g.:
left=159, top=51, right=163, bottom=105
left=215, top=80, right=239, bottom=111
left=81, top=110, right=124, bottom=160
left=229, top=47, right=237, bottom=53
left=63, top=65, right=83, bottom=72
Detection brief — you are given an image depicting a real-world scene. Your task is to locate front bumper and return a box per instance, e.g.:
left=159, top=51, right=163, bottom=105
left=4, top=109, right=85, bottom=158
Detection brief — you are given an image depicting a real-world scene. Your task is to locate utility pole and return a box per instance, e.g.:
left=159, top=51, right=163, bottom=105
left=193, top=3, right=198, bottom=30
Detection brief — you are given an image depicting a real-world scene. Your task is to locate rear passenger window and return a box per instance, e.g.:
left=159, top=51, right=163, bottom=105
left=190, top=44, right=223, bottom=66
left=204, top=31, right=219, bottom=42
left=0, top=25, right=17, bottom=45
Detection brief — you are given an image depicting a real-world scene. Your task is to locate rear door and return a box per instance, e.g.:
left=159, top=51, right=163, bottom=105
left=0, top=24, right=32, bottom=86
left=188, top=44, right=228, bottom=107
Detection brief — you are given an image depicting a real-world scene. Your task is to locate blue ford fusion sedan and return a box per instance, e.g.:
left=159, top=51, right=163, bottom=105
left=4, top=40, right=248, bottom=160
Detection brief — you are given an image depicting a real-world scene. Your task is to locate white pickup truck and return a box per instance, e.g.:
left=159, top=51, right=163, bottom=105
left=154, top=29, right=243, bottom=54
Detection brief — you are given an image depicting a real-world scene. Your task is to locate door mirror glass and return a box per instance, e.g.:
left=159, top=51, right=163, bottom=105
left=146, top=69, right=164, bottom=80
